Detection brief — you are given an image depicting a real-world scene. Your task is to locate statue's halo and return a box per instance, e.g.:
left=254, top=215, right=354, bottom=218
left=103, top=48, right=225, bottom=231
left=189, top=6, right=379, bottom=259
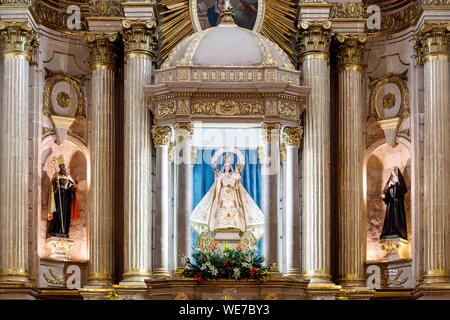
left=211, top=148, right=245, bottom=173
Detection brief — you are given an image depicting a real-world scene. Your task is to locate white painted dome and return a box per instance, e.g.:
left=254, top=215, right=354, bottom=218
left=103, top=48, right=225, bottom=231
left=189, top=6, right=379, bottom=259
left=161, top=22, right=294, bottom=70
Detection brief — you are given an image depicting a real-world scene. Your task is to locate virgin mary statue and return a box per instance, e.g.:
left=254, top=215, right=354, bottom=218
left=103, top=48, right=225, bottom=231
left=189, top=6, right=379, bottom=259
left=190, top=149, right=264, bottom=240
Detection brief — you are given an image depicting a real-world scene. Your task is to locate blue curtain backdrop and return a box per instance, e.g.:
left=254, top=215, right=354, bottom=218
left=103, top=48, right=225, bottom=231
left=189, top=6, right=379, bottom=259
left=192, top=148, right=262, bottom=254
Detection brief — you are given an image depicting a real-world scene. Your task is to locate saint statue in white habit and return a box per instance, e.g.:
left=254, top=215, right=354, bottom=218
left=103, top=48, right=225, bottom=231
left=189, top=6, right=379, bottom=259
left=190, top=148, right=264, bottom=240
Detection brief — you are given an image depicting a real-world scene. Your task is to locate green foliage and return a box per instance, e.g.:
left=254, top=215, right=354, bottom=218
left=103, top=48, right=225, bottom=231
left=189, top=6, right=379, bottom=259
left=181, top=243, right=271, bottom=284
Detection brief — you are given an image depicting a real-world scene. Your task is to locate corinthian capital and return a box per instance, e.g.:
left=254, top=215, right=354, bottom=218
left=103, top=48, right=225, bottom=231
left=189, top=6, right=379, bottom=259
left=262, top=122, right=281, bottom=143
left=174, top=122, right=194, bottom=144
left=297, top=20, right=332, bottom=63
left=122, top=19, right=158, bottom=58
left=415, top=22, right=450, bottom=64
left=152, top=126, right=172, bottom=146
left=336, top=34, right=367, bottom=72
left=282, top=126, right=303, bottom=148
left=0, top=21, right=39, bottom=61
left=86, top=32, right=119, bottom=70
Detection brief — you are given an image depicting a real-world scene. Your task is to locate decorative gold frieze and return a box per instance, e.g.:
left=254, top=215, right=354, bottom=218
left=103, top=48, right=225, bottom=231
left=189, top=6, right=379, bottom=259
left=86, top=32, right=119, bottom=70
left=421, top=0, right=450, bottom=7
left=278, top=101, right=297, bottom=119
left=122, top=19, right=158, bottom=58
left=152, top=126, right=172, bottom=146
left=297, top=20, right=332, bottom=63
left=262, top=122, right=281, bottom=143
left=282, top=127, right=303, bottom=148
left=330, top=2, right=364, bottom=19
left=89, top=0, right=123, bottom=17
left=0, top=21, right=39, bottom=61
left=158, top=101, right=176, bottom=119
left=192, top=100, right=264, bottom=116
left=175, top=122, right=193, bottom=143
left=336, top=34, right=367, bottom=72
left=415, top=22, right=450, bottom=64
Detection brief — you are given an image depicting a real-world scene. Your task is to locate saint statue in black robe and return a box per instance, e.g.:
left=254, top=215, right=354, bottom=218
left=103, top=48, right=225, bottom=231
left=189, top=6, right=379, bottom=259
left=47, top=156, right=80, bottom=238
left=380, top=166, right=408, bottom=240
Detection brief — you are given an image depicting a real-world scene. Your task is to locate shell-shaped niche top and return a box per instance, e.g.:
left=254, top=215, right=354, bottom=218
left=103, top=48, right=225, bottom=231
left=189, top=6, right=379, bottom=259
left=161, top=3, right=294, bottom=71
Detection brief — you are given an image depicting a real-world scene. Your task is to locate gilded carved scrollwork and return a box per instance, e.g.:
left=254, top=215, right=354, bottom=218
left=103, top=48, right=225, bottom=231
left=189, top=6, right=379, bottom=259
left=86, top=32, right=119, bottom=70
left=122, top=19, right=158, bottom=58
left=0, top=20, right=39, bottom=62
left=152, top=126, right=172, bottom=146
left=158, top=101, right=177, bottom=119
left=330, top=2, right=364, bottom=19
left=336, top=34, right=367, bottom=72
left=192, top=100, right=264, bottom=116
left=88, top=0, right=123, bottom=17
left=278, top=101, right=297, bottom=119
left=414, top=22, right=450, bottom=64
left=297, top=20, right=332, bottom=63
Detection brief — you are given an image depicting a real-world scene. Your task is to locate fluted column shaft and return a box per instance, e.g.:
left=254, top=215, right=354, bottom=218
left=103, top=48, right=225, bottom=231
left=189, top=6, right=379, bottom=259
left=261, top=123, right=280, bottom=271
left=121, top=19, right=157, bottom=283
left=86, top=33, right=118, bottom=286
left=152, top=127, right=172, bottom=276
left=282, top=127, right=302, bottom=277
left=336, top=34, right=367, bottom=288
left=416, top=23, right=450, bottom=285
left=0, top=21, right=38, bottom=284
left=298, top=20, right=333, bottom=285
left=175, top=123, right=194, bottom=267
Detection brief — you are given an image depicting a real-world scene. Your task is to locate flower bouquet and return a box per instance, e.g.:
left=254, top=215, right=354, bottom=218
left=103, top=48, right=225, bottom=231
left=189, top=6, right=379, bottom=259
left=181, top=242, right=271, bottom=284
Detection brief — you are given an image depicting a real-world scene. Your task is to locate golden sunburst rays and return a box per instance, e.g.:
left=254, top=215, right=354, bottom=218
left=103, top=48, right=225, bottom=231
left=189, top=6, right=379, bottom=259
left=260, top=0, right=298, bottom=64
left=157, top=0, right=195, bottom=65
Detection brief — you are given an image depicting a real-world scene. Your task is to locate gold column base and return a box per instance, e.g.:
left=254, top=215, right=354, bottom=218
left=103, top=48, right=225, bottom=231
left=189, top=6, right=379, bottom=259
left=87, top=273, right=114, bottom=287
left=338, top=289, right=375, bottom=300
left=121, top=270, right=152, bottom=283
left=152, top=268, right=171, bottom=278
left=337, top=277, right=367, bottom=289
left=283, top=269, right=302, bottom=279
left=0, top=270, right=30, bottom=285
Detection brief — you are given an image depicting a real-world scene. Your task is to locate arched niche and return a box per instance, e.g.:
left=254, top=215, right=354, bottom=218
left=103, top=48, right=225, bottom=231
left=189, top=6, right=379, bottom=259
left=39, top=135, right=90, bottom=262
left=364, top=138, right=412, bottom=263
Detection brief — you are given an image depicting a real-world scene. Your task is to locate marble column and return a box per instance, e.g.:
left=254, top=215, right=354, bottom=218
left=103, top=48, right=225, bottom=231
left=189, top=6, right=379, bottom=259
left=297, top=20, right=333, bottom=285
left=0, top=21, right=38, bottom=284
left=152, top=126, right=172, bottom=277
left=121, top=19, right=158, bottom=283
left=415, top=23, right=450, bottom=286
left=174, top=123, right=194, bottom=268
left=281, top=127, right=303, bottom=277
left=261, top=123, right=280, bottom=271
left=336, top=34, right=367, bottom=288
left=86, top=33, right=118, bottom=286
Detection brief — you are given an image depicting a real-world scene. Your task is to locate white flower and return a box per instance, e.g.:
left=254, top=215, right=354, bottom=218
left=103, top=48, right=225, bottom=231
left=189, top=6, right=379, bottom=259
left=233, top=268, right=241, bottom=280
left=211, top=267, right=218, bottom=276
left=201, top=262, right=212, bottom=271
left=180, top=255, right=189, bottom=266
left=242, top=262, right=251, bottom=269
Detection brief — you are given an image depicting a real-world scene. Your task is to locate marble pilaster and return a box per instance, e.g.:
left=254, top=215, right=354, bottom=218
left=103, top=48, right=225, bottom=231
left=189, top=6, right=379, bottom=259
left=0, top=20, right=38, bottom=285
left=152, top=126, right=172, bottom=277
left=281, top=127, right=303, bottom=277
left=174, top=123, right=194, bottom=269
left=336, top=34, right=367, bottom=288
left=260, top=123, right=281, bottom=272
left=86, top=32, right=118, bottom=286
left=121, top=19, right=157, bottom=283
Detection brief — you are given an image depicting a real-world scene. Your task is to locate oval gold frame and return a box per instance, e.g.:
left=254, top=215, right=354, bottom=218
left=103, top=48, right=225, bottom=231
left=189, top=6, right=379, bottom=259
left=190, top=0, right=265, bottom=33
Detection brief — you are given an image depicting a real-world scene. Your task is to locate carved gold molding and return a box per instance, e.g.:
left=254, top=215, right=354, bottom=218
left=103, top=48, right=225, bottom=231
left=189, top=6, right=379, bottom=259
left=86, top=32, right=119, bottom=70
left=415, top=22, right=450, bottom=64
left=122, top=19, right=158, bottom=58
left=0, top=21, right=39, bottom=62
left=369, top=72, right=410, bottom=123
left=0, top=0, right=32, bottom=4
left=89, top=0, right=123, bottom=17
left=297, top=20, right=332, bottom=63
left=282, top=126, right=303, bottom=148
left=192, top=100, right=264, bottom=116
left=278, top=101, right=297, bottom=119
left=157, top=100, right=176, bottom=119
left=152, top=126, right=172, bottom=146
left=330, top=2, right=364, bottom=19
left=336, top=34, right=367, bottom=72
left=262, top=122, right=281, bottom=143
left=43, top=68, right=86, bottom=120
